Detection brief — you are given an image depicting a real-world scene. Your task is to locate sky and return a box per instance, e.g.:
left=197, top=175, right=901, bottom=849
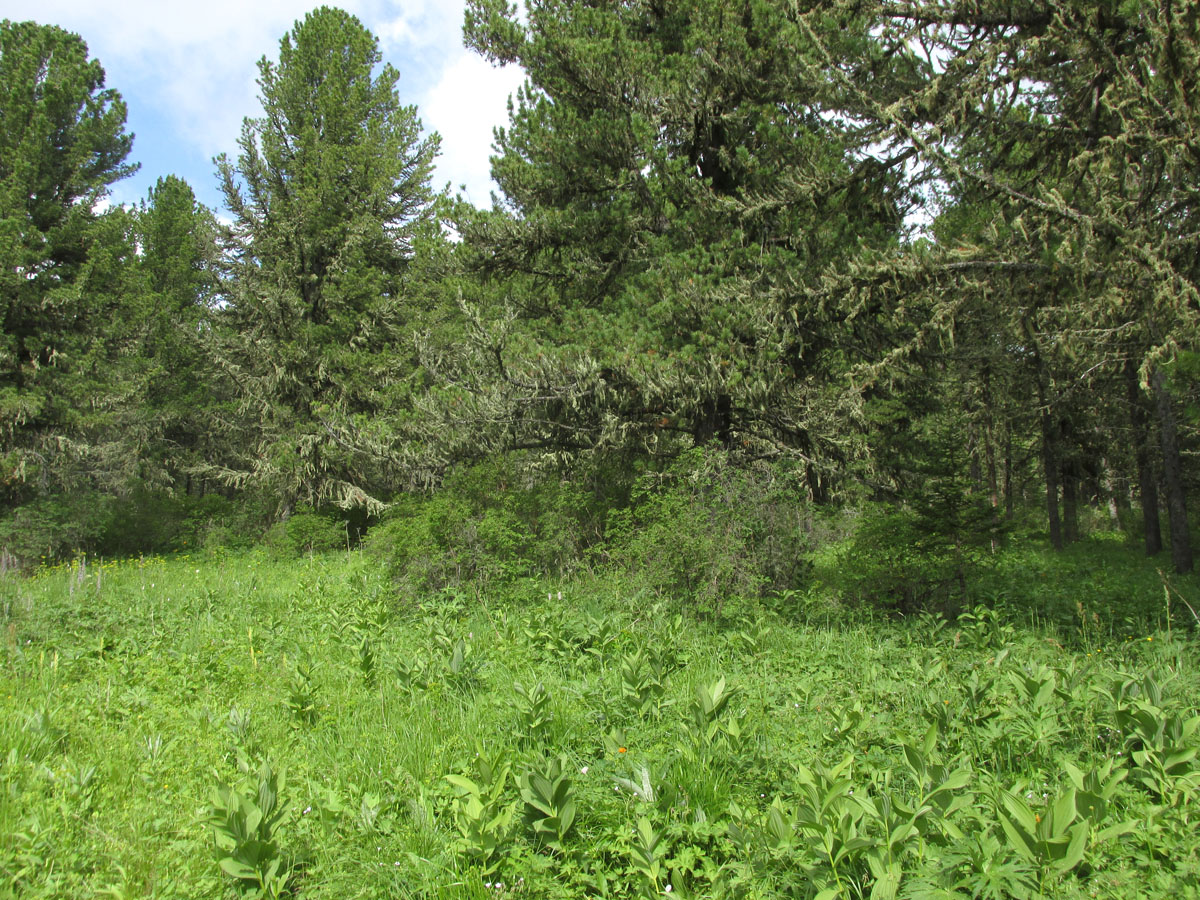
left=0, top=0, right=527, bottom=211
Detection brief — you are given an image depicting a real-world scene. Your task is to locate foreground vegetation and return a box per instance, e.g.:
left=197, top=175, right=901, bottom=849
left=1, top=538, right=1197, bottom=899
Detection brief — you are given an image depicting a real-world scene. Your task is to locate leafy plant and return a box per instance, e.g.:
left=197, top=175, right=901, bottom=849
left=356, top=634, right=376, bottom=689
left=207, top=761, right=291, bottom=898
left=995, top=784, right=1089, bottom=883
left=620, top=648, right=674, bottom=719
left=686, top=675, right=747, bottom=756
left=445, top=746, right=517, bottom=875
left=285, top=657, right=318, bottom=727
left=512, top=681, right=553, bottom=745
left=629, top=816, right=667, bottom=896
left=517, top=754, right=577, bottom=854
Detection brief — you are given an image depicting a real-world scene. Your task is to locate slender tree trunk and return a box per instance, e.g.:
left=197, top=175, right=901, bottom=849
left=1041, top=407, right=1063, bottom=550
left=1003, top=426, right=1014, bottom=520
left=1127, top=360, right=1162, bottom=555
left=1101, top=455, right=1129, bottom=528
left=1027, top=317, right=1062, bottom=549
left=1061, top=457, right=1079, bottom=544
left=985, top=432, right=999, bottom=509
left=1151, top=370, right=1193, bottom=574
left=980, top=368, right=1000, bottom=508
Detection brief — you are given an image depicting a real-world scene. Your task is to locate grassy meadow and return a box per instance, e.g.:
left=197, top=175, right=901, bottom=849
left=1, top=540, right=1198, bottom=899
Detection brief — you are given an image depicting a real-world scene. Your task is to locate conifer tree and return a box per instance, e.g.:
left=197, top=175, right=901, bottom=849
left=791, top=1, right=1199, bottom=568
left=131, top=175, right=223, bottom=491
left=0, top=20, right=138, bottom=551
left=213, top=6, right=439, bottom=515
left=415, top=0, right=903, bottom=495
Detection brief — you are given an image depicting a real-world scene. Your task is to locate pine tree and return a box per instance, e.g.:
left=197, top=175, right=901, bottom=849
left=791, top=1, right=1199, bottom=569
left=131, top=175, right=223, bottom=492
left=212, top=6, right=439, bottom=515
left=414, top=0, right=903, bottom=495
left=0, top=20, right=138, bottom=552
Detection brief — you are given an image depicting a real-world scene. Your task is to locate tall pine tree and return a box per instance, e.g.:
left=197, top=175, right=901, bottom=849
left=0, top=20, right=138, bottom=556
left=212, top=6, right=439, bottom=516
left=412, top=0, right=904, bottom=497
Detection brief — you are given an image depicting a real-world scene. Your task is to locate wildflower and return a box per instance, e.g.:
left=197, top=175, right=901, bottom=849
left=580, top=766, right=589, bottom=775
left=618, top=747, right=627, bottom=754
left=665, top=886, right=672, bottom=894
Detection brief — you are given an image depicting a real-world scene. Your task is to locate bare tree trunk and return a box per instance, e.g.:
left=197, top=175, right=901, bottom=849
left=1028, top=318, right=1062, bottom=549
left=1062, top=456, right=1079, bottom=544
left=1041, top=407, right=1063, bottom=550
left=1152, top=369, right=1193, bottom=574
left=1003, top=426, right=1014, bottom=520
left=1101, top=455, right=1128, bottom=528
left=1127, top=360, right=1162, bottom=555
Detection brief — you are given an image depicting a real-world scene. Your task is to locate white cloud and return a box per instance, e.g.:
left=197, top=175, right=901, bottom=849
left=3, top=1, right=520, bottom=208
left=423, top=52, right=525, bottom=206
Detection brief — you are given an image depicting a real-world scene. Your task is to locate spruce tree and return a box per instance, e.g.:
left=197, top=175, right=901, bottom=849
left=131, top=175, right=223, bottom=492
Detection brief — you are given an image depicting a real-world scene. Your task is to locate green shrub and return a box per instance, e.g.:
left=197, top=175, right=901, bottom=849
left=264, top=508, right=347, bottom=556
left=605, top=448, right=811, bottom=616
left=366, top=455, right=613, bottom=594
left=0, top=492, right=116, bottom=564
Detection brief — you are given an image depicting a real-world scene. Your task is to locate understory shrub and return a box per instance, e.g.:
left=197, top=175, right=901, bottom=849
left=264, top=507, right=349, bottom=556
left=605, top=448, right=812, bottom=616
left=366, top=455, right=615, bottom=594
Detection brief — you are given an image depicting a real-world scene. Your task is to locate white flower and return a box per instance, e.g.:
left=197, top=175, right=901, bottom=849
left=580, top=766, right=589, bottom=775
left=664, top=886, right=672, bottom=894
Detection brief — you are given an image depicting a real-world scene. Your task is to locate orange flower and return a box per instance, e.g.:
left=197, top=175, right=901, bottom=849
left=618, top=747, right=627, bottom=754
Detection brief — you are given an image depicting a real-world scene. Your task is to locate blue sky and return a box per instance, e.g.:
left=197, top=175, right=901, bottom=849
left=1, top=0, right=525, bottom=212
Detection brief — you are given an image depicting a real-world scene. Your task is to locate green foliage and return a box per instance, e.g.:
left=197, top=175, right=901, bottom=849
left=2, top=534, right=1198, bottom=898
left=511, top=681, right=553, bottom=745
left=0, top=20, right=137, bottom=535
left=517, top=755, right=577, bottom=855
left=207, top=760, right=292, bottom=898
left=212, top=6, right=439, bottom=513
left=366, top=455, right=606, bottom=593
left=264, top=510, right=347, bottom=557
left=445, top=746, right=517, bottom=876
left=426, top=0, right=901, bottom=475
left=608, top=449, right=812, bottom=613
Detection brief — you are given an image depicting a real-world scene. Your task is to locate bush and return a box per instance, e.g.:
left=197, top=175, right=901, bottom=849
left=264, top=509, right=348, bottom=556
left=0, top=492, right=116, bottom=564
left=366, top=455, right=611, bottom=595
left=605, top=448, right=812, bottom=616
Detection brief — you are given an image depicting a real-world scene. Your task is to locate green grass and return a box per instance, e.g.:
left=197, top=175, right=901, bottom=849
left=1, top=541, right=1198, bottom=898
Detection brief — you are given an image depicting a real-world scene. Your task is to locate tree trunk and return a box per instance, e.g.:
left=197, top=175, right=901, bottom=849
left=1151, top=369, right=1193, bottom=574
left=1003, top=426, right=1014, bottom=520
left=1061, top=457, right=1079, bottom=544
left=1101, top=455, right=1129, bottom=528
left=1127, top=360, right=1162, bottom=555
left=1041, top=406, right=1063, bottom=550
